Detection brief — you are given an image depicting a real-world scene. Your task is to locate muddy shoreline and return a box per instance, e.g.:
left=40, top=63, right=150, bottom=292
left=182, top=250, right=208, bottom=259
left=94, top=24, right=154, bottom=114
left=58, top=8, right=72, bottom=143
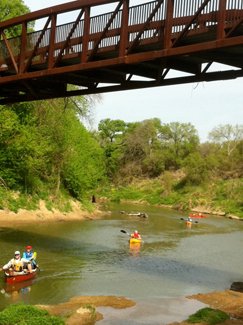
left=36, top=290, right=243, bottom=324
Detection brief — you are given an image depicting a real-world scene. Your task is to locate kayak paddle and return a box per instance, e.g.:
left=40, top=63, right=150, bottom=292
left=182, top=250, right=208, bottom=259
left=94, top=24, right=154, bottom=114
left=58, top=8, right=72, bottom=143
left=120, top=229, right=130, bottom=236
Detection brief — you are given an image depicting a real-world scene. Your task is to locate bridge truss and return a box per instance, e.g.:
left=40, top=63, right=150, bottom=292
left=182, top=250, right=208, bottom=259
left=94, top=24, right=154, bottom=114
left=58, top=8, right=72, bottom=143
left=0, top=0, right=243, bottom=104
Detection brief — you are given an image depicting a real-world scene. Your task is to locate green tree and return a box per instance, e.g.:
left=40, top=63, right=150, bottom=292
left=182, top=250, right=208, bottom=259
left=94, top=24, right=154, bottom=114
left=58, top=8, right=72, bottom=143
left=98, top=118, right=127, bottom=144
left=208, top=124, right=243, bottom=175
left=159, top=122, right=199, bottom=169
left=183, top=152, right=209, bottom=185
left=208, top=124, right=243, bottom=157
left=0, top=0, right=33, bottom=37
left=0, top=103, right=48, bottom=191
left=120, top=119, right=164, bottom=178
left=98, top=119, right=127, bottom=179
left=0, top=97, right=107, bottom=199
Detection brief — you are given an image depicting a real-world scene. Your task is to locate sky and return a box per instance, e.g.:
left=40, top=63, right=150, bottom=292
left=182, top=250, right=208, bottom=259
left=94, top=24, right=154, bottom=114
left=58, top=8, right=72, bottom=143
left=23, top=0, right=243, bottom=142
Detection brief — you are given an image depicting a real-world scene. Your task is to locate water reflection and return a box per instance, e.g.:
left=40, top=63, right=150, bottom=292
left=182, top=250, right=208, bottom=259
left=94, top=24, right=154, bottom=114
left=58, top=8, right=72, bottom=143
left=1, top=278, right=34, bottom=302
left=129, top=242, right=141, bottom=257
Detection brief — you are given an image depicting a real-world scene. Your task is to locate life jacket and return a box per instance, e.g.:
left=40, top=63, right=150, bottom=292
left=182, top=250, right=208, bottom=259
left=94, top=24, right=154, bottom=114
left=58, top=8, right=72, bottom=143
left=23, top=251, right=33, bottom=260
left=12, top=258, right=23, bottom=272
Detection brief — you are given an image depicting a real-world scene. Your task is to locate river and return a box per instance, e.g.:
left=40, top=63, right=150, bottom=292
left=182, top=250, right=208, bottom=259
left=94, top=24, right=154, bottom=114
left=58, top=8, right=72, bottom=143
left=0, top=203, right=242, bottom=323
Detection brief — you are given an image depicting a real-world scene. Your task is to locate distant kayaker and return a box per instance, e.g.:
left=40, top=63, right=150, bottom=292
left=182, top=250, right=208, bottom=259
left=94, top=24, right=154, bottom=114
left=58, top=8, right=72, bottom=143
left=23, top=245, right=37, bottom=269
left=131, top=230, right=142, bottom=240
left=1, top=251, right=32, bottom=274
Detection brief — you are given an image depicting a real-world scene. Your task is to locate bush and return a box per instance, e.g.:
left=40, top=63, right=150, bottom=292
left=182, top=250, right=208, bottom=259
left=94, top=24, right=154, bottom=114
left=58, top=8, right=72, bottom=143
left=0, top=304, right=64, bottom=325
left=187, top=307, right=229, bottom=324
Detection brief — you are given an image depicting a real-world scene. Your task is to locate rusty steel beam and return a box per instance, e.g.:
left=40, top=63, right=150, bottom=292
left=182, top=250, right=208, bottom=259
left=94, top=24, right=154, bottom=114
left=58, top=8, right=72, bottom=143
left=0, top=0, right=119, bottom=29
left=24, top=17, right=52, bottom=72
left=127, top=0, right=165, bottom=54
left=1, top=32, right=243, bottom=86
left=1, top=0, right=243, bottom=104
left=88, top=1, right=123, bottom=61
left=172, top=0, right=211, bottom=47
left=1, top=68, right=243, bottom=105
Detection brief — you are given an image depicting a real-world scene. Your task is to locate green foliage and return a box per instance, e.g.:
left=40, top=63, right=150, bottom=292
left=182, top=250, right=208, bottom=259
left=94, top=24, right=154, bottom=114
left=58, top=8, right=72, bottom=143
left=187, top=307, right=229, bottom=324
left=0, top=304, right=64, bottom=324
left=99, top=175, right=243, bottom=217
left=160, top=122, right=200, bottom=169
left=62, top=119, right=106, bottom=199
left=0, top=0, right=34, bottom=38
left=183, top=152, right=209, bottom=185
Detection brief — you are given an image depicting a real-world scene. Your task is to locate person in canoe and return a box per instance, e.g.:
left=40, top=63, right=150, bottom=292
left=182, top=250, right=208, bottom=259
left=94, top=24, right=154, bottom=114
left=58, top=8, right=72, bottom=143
left=22, top=245, right=37, bottom=269
left=1, top=251, right=33, bottom=275
left=130, top=230, right=142, bottom=240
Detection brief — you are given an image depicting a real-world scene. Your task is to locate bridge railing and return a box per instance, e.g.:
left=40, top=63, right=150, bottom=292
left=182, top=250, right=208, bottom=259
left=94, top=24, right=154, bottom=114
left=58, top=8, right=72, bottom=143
left=1, top=0, right=243, bottom=72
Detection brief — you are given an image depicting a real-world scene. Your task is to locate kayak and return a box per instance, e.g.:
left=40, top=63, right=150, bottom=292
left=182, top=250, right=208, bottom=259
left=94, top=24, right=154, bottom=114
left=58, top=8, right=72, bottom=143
left=186, top=220, right=192, bottom=227
left=129, top=238, right=142, bottom=244
left=189, top=213, right=206, bottom=218
left=4, top=268, right=38, bottom=284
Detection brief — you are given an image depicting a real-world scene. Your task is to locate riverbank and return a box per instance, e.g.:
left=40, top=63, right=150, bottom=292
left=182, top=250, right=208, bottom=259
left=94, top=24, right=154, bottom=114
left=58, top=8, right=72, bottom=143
left=36, top=289, right=243, bottom=324
left=170, top=289, right=243, bottom=325
left=0, top=200, right=107, bottom=226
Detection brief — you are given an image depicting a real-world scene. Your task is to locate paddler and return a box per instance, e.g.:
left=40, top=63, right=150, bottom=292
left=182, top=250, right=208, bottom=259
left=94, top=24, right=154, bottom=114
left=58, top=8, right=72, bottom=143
left=23, top=245, right=37, bottom=269
left=186, top=217, right=192, bottom=228
left=1, top=251, right=32, bottom=275
left=130, top=230, right=142, bottom=240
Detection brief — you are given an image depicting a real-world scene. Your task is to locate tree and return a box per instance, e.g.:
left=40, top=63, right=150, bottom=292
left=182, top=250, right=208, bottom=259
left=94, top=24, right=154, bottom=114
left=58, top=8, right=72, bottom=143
left=208, top=124, right=243, bottom=176
left=98, top=118, right=127, bottom=144
left=159, top=122, right=199, bottom=169
left=98, top=119, right=127, bottom=179
left=0, top=0, right=33, bottom=38
left=120, top=119, right=165, bottom=178
left=208, top=124, right=243, bottom=157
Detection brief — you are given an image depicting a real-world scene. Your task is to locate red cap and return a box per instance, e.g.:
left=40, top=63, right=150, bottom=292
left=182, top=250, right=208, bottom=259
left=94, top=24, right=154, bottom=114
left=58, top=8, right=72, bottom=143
left=26, top=245, right=32, bottom=250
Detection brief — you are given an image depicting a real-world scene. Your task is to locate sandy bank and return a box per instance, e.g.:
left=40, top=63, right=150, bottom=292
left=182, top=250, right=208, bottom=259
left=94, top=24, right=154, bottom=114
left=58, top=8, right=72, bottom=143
left=0, top=200, right=107, bottom=226
left=170, top=290, right=243, bottom=325
left=36, top=290, right=243, bottom=324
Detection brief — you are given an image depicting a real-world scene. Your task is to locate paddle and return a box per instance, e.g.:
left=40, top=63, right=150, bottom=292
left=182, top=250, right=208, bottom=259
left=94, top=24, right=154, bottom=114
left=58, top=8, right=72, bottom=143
left=180, top=217, right=198, bottom=224
left=120, top=229, right=130, bottom=236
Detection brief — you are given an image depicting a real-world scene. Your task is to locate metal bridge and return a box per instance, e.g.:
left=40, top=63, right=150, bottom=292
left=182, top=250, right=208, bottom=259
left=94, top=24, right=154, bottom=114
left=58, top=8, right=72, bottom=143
left=1, top=0, right=243, bottom=104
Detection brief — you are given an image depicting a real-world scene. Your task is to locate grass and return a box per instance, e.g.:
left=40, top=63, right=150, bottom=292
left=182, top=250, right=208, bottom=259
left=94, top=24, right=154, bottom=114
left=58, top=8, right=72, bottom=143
left=0, top=304, right=64, bottom=324
left=99, top=176, right=243, bottom=218
left=187, top=307, right=230, bottom=324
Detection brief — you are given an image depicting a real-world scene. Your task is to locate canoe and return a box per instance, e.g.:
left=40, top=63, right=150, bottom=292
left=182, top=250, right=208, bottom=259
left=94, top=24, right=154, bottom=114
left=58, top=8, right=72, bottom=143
left=4, top=268, right=38, bottom=284
left=129, top=238, right=142, bottom=244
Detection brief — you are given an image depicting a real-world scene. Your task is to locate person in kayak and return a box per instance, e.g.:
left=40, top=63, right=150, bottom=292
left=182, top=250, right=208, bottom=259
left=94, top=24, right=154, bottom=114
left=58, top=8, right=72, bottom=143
left=23, top=246, right=37, bottom=269
left=131, top=230, right=142, bottom=240
left=2, top=251, right=32, bottom=274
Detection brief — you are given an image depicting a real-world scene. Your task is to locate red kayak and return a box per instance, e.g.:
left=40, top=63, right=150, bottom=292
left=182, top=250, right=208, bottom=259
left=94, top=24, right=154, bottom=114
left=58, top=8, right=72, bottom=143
left=4, top=268, right=38, bottom=284
left=189, top=213, right=206, bottom=218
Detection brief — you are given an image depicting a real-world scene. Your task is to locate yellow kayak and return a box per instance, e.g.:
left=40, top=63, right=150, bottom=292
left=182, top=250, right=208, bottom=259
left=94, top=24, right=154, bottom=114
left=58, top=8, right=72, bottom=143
left=129, top=238, right=142, bottom=244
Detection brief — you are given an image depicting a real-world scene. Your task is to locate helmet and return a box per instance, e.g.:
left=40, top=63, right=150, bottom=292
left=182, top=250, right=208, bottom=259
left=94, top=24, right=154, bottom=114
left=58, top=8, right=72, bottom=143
left=14, top=251, right=20, bottom=255
left=134, top=230, right=138, bottom=233
left=26, top=245, right=32, bottom=250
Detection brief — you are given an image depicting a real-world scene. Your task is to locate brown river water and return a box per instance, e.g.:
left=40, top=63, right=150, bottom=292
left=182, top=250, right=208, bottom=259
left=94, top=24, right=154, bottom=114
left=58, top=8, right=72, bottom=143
left=0, top=203, right=243, bottom=324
